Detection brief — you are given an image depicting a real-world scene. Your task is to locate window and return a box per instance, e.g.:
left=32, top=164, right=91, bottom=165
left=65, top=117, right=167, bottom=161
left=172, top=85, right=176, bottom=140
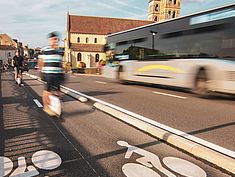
left=86, top=37, right=89, bottom=43
left=95, top=54, right=100, bottom=62
left=172, top=11, right=176, bottom=18
left=94, top=38, right=97, bottom=43
left=77, top=37, right=80, bottom=43
left=155, top=4, right=159, bottom=11
left=169, top=0, right=172, bottom=4
left=168, top=11, right=171, bottom=19
left=155, top=16, right=158, bottom=21
left=174, top=0, right=177, bottom=5
left=77, top=53, right=82, bottom=61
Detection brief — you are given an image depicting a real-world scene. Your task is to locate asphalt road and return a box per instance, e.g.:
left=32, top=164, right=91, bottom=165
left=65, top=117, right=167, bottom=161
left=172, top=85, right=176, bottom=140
left=30, top=70, right=235, bottom=153
left=0, top=71, right=233, bottom=176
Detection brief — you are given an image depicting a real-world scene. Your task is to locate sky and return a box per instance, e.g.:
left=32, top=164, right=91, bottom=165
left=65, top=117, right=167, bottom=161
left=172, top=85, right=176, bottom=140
left=0, top=0, right=234, bottom=48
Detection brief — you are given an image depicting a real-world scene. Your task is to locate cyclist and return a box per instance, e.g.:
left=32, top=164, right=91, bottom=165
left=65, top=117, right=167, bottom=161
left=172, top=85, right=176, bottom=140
left=38, top=32, right=65, bottom=116
left=13, top=50, right=24, bottom=86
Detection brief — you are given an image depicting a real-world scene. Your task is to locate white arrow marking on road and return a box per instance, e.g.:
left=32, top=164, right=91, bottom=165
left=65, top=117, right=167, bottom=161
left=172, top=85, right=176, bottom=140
left=33, top=99, right=43, bottom=108
left=153, top=91, right=187, bottom=99
left=95, top=81, right=107, bottom=84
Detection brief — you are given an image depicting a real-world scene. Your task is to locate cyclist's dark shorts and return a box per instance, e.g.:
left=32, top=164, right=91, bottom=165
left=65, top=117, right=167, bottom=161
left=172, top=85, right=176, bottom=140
left=15, top=67, right=23, bottom=75
left=42, top=73, right=64, bottom=91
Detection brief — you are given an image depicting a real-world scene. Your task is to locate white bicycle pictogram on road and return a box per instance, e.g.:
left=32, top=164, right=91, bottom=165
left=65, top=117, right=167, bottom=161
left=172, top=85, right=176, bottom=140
left=117, top=140, right=207, bottom=177
left=0, top=150, right=62, bottom=177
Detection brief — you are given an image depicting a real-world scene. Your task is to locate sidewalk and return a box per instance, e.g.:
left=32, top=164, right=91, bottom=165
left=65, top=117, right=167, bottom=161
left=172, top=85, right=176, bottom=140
left=0, top=72, right=99, bottom=177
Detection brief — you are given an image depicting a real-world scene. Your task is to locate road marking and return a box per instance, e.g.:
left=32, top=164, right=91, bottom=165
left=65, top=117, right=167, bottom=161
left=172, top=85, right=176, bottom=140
left=0, top=156, right=13, bottom=176
left=70, top=75, right=76, bottom=78
left=27, top=73, right=235, bottom=159
left=119, top=141, right=206, bottom=177
left=123, top=163, right=161, bottom=177
left=163, top=157, right=206, bottom=177
left=153, top=91, right=187, bottom=99
left=60, top=85, right=235, bottom=159
left=33, top=99, right=43, bottom=108
left=1, top=150, right=61, bottom=176
left=95, top=81, right=107, bottom=84
left=32, top=150, right=62, bottom=170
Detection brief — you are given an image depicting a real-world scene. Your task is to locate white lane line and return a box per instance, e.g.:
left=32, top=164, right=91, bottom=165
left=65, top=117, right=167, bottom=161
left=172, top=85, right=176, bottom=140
left=95, top=81, right=107, bottom=85
left=33, top=99, right=43, bottom=108
left=70, top=75, right=76, bottom=78
left=60, top=86, right=235, bottom=158
left=153, top=91, right=187, bottom=99
left=27, top=73, right=235, bottom=159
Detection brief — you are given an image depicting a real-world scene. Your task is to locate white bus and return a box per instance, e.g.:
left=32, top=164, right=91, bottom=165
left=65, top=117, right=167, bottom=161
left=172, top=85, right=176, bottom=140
left=106, top=3, right=235, bottom=96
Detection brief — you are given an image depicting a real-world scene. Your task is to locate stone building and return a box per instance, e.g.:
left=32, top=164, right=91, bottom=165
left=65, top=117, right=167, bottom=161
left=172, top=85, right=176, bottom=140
left=0, top=34, right=17, bottom=67
left=64, top=0, right=181, bottom=70
left=0, top=45, right=15, bottom=67
left=0, top=33, right=17, bottom=47
left=64, top=15, right=152, bottom=69
left=148, top=0, right=181, bottom=22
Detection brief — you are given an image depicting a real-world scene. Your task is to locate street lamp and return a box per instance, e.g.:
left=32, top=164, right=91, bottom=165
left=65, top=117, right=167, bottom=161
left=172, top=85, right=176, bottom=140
left=150, top=31, right=157, bottom=50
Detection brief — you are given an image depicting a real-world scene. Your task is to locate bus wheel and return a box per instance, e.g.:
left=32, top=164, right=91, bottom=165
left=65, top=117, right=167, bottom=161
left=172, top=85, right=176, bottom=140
left=194, top=70, right=209, bottom=97
left=117, top=67, right=127, bottom=84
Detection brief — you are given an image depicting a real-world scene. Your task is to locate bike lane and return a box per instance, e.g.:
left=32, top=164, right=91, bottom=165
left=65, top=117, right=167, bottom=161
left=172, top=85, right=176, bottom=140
left=0, top=72, right=100, bottom=177
left=1, top=72, right=232, bottom=177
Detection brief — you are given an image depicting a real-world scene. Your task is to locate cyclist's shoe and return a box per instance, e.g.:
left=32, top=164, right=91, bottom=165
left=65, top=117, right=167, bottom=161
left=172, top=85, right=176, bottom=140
left=43, top=107, right=56, bottom=117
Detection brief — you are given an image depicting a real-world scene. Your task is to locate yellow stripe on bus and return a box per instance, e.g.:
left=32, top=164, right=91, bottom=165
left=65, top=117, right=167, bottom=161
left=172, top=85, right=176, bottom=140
left=137, top=65, right=185, bottom=73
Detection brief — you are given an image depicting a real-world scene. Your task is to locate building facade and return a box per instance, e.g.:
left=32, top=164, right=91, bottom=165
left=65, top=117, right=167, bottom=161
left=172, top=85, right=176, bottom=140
left=148, top=0, right=180, bottom=22
left=0, top=34, right=17, bottom=67
left=0, top=45, right=15, bottom=67
left=0, top=33, right=17, bottom=48
left=65, top=1, right=181, bottom=70
left=64, top=14, right=152, bottom=69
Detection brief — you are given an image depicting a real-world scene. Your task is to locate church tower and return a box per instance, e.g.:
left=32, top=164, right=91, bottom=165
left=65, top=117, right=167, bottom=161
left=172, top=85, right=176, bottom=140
left=148, top=0, right=180, bottom=22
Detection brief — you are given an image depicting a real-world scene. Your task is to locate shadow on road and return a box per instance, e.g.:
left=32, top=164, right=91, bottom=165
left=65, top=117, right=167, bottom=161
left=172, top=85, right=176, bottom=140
left=0, top=72, right=110, bottom=176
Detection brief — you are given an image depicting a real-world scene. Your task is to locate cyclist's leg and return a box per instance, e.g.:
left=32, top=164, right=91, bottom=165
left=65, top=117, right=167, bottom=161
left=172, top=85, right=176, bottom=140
left=14, top=67, right=18, bottom=81
left=51, top=74, right=63, bottom=98
left=18, top=69, right=23, bottom=85
left=43, top=74, right=55, bottom=116
left=42, top=74, right=51, bottom=108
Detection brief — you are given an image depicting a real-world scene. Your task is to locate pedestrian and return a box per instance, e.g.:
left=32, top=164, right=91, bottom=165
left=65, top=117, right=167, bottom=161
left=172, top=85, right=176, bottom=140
left=12, top=50, right=24, bottom=86
left=38, top=31, right=65, bottom=116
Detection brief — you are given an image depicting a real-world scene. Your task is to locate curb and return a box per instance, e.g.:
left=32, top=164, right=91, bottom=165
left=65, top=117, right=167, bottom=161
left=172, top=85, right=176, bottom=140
left=25, top=73, right=235, bottom=175
left=94, top=103, right=235, bottom=175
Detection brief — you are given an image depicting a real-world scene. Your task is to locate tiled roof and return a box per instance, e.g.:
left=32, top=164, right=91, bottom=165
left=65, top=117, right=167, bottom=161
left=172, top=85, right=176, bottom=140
left=70, top=44, right=105, bottom=52
left=69, top=15, right=153, bottom=35
left=0, top=45, right=16, bottom=50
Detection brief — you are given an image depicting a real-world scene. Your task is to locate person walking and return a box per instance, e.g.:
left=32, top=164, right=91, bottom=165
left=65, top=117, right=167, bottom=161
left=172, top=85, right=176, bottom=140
left=38, top=32, right=65, bottom=116
left=12, top=50, right=24, bottom=86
